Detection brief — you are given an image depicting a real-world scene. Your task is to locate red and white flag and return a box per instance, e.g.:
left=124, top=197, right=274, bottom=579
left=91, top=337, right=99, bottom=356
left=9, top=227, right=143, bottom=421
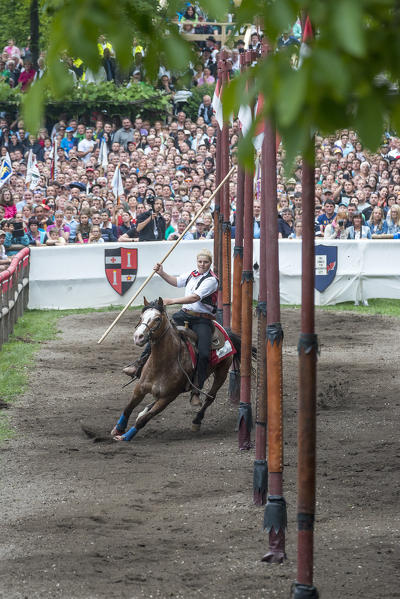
left=298, top=15, right=313, bottom=68
left=253, top=93, right=265, bottom=151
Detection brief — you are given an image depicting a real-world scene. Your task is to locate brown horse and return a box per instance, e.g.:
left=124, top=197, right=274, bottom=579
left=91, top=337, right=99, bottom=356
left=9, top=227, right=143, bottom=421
left=111, top=298, right=241, bottom=441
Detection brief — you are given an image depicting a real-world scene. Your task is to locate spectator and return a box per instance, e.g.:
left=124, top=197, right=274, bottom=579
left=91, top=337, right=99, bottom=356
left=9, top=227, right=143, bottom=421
left=368, top=207, right=388, bottom=236
left=113, top=117, right=135, bottom=150
left=77, top=127, right=96, bottom=164
left=18, top=59, right=36, bottom=91
left=346, top=212, right=372, bottom=239
left=88, top=225, right=105, bottom=243
left=136, top=197, right=166, bottom=241
left=197, top=95, right=213, bottom=125
left=278, top=208, right=294, bottom=238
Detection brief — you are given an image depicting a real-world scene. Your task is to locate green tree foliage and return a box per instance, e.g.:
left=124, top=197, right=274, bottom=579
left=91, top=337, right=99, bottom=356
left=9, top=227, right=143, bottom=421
left=21, top=0, right=400, bottom=167
left=0, top=0, right=51, bottom=51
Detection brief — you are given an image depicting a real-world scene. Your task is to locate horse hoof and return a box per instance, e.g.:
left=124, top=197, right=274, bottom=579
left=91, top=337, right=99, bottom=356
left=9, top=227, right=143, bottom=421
left=192, top=423, right=201, bottom=432
left=111, top=426, right=124, bottom=437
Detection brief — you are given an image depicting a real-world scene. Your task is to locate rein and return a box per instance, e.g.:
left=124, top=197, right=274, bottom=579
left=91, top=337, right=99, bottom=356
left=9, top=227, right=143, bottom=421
left=135, top=311, right=171, bottom=344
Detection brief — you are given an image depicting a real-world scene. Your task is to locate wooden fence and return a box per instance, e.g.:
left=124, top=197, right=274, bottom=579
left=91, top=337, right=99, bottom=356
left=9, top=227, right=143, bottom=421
left=0, top=248, right=30, bottom=350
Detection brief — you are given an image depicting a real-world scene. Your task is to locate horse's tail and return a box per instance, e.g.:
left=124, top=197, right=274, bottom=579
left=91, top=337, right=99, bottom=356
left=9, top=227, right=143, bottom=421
left=226, top=328, right=257, bottom=367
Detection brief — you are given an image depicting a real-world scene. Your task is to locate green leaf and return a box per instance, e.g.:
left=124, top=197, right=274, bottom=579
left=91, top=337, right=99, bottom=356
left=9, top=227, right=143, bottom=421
left=333, top=0, right=366, bottom=58
left=197, top=0, right=230, bottom=21
left=277, top=68, right=307, bottom=127
left=355, top=94, right=384, bottom=150
left=22, top=80, right=45, bottom=132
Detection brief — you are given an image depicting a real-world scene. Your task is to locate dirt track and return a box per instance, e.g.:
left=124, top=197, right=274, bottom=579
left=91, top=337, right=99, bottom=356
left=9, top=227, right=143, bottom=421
left=0, top=309, right=399, bottom=599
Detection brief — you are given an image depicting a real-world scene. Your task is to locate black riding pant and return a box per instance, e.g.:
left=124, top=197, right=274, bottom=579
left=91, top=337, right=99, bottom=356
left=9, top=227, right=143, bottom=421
left=137, top=310, right=213, bottom=389
left=171, top=310, right=213, bottom=389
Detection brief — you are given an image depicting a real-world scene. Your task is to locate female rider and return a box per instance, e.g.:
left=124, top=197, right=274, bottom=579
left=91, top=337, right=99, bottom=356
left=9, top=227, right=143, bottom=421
left=123, top=249, right=218, bottom=408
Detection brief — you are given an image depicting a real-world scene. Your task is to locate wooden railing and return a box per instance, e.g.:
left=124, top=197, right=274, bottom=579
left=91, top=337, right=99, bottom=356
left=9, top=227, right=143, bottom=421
left=175, top=21, right=250, bottom=46
left=0, top=248, right=30, bottom=350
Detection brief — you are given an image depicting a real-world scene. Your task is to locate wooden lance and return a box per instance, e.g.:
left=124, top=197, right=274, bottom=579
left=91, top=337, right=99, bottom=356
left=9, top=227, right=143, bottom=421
left=97, top=166, right=236, bottom=344
left=261, top=116, right=287, bottom=564
left=215, top=57, right=224, bottom=324
left=293, top=147, right=319, bottom=599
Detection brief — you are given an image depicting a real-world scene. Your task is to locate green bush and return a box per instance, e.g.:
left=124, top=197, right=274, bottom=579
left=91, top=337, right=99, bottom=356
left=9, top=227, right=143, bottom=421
left=0, top=81, right=172, bottom=124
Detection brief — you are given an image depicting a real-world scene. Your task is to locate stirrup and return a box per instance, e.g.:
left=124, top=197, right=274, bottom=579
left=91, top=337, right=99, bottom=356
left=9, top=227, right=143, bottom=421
left=123, top=358, right=145, bottom=379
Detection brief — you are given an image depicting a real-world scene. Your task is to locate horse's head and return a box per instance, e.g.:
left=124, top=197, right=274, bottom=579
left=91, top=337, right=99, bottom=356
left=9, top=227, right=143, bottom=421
left=133, top=297, right=166, bottom=346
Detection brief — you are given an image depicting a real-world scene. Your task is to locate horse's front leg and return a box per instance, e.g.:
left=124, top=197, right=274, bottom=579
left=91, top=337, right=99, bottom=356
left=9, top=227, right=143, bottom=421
left=115, top=395, right=175, bottom=442
left=111, top=382, right=147, bottom=438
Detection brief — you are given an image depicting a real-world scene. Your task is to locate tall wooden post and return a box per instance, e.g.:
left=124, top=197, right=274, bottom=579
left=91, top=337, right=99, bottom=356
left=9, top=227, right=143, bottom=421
left=214, top=126, right=221, bottom=282
left=229, top=53, right=245, bottom=405
left=221, top=52, right=232, bottom=329
left=253, top=45, right=269, bottom=506
left=261, top=117, right=287, bottom=563
left=215, top=58, right=224, bottom=324
left=238, top=53, right=255, bottom=450
left=253, top=138, right=267, bottom=504
left=293, top=145, right=319, bottom=599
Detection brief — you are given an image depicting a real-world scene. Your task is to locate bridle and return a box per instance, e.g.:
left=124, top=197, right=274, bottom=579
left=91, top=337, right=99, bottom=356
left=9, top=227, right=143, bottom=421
left=134, top=308, right=171, bottom=344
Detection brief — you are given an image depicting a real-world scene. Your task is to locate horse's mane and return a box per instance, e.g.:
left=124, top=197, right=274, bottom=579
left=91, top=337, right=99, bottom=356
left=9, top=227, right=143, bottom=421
left=141, top=300, right=165, bottom=314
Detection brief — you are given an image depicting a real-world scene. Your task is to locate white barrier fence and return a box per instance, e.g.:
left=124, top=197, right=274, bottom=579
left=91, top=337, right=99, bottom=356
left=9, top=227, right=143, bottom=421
left=28, top=240, right=400, bottom=310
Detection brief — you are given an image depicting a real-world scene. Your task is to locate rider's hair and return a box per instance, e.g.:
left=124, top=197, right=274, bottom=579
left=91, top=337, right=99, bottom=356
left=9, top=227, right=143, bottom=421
left=197, top=248, right=212, bottom=263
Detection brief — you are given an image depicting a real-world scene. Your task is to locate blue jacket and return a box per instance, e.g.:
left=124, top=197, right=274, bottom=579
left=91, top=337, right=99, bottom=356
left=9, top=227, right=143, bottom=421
left=346, top=226, right=372, bottom=239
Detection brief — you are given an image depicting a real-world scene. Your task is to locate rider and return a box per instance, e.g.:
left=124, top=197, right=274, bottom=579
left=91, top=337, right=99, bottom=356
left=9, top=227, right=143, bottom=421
left=123, top=248, right=218, bottom=407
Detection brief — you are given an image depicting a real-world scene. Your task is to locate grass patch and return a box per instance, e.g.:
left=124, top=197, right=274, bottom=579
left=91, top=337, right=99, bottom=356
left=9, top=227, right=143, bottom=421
left=281, top=299, right=400, bottom=318
left=0, top=305, right=140, bottom=441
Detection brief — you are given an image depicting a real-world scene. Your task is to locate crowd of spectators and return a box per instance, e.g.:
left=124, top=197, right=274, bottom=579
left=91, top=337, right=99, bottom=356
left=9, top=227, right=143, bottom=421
left=1, top=102, right=400, bottom=265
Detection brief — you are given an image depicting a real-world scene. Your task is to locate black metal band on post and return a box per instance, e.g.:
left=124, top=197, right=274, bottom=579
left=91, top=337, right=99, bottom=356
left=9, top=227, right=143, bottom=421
left=253, top=459, right=268, bottom=496
left=241, top=270, right=254, bottom=283
left=266, top=323, right=284, bottom=346
left=263, top=495, right=287, bottom=533
left=256, top=300, right=267, bottom=317
left=297, top=513, right=315, bottom=531
left=297, top=333, right=319, bottom=356
left=291, top=583, right=319, bottom=599
left=233, top=246, right=243, bottom=258
left=237, top=401, right=253, bottom=432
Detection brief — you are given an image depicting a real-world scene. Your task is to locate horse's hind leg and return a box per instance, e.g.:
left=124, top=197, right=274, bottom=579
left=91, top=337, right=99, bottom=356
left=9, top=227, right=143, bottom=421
left=192, top=358, right=231, bottom=432
left=115, top=396, right=174, bottom=442
left=111, top=383, right=147, bottom=437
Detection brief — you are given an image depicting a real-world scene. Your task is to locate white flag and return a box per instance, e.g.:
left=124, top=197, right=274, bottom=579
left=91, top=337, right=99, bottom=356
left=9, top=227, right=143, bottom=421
left=112, top=165, right=124, bottom=199
left=98, top=139, right=108, bottom=170
left=26, top=149, right=34, bottom=183
left=212, top=79, right=223, bottom=130
left=0, top=152, right=12, bottom=189
left=29, top=163, right=41, bottom=190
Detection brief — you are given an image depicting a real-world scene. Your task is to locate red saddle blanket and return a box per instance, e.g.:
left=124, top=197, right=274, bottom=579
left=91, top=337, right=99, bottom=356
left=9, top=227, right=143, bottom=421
left=186, top=322, right=236, bottom=368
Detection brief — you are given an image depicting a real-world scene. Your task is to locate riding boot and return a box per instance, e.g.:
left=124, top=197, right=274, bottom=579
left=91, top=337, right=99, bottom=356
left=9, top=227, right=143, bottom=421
left=189, top=372, right=203, bottom=408
left=123, top=343, right=151, bottom=378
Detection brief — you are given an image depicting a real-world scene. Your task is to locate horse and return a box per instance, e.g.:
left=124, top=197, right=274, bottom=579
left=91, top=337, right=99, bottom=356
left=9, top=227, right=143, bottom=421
left=111, top=297, right=242, bottom=441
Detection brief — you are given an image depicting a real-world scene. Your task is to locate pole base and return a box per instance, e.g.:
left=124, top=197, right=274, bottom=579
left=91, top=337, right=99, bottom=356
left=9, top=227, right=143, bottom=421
left=253, top=459, right=268, bottom=506
left=237, top=402, right=252, bottom=450
left=291, top=583, right=319, bottom=598
left=228, top=369, right=240, bottom=404
left=216, top=308, right=223, bottom=325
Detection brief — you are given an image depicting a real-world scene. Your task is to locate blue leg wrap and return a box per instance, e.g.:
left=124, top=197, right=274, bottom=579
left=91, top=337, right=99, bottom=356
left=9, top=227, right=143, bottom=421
left=122, top=426, right=137, bottom=442
left=116, top=414, right=128, bottom=432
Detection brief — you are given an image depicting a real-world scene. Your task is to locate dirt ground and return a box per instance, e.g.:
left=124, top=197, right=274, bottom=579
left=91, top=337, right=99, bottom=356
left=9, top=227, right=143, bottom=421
left=0, top=308, right=399, bottom=599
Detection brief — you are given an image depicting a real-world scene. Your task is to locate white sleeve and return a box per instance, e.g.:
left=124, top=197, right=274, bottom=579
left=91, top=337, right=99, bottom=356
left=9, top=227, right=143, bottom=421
left=176, top=271, right=192, bottom=288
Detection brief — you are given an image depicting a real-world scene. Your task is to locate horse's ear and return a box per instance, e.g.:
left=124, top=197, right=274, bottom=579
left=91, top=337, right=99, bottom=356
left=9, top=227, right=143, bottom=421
left=143, top=296, right=149, bottom=306
left=157, top=297, right=164, bottom=307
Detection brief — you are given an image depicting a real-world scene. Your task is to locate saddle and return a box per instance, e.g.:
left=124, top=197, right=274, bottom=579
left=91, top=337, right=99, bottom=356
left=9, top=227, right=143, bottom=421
left=176, top=322, right=226, bottom=352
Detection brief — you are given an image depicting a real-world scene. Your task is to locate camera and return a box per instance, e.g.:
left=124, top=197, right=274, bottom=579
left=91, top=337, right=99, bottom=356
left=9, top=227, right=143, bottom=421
left=146, top=194, right=155, bottom=212
left=338, top=219, right=345, bottom=227
left=13, top=221, right=24, bottom=238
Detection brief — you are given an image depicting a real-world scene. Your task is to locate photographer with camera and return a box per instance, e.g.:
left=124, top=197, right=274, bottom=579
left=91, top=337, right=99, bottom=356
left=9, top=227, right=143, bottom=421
left=4, top=218, right=30, bottom=255
left=324, top=206, right=350, bottom=240
left=136, top=195, right=166, bottom=242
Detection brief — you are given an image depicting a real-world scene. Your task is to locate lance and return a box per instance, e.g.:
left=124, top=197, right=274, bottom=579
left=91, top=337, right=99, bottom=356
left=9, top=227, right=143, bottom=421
left=253, top=44, right=268, bottom=506
left=229, top=52, right=245, bottom=405
left=261, top=116, right=287, bottom=563
left=293, top=143, right=319, bottom=599
left=97, top=166, right=236, bottom=344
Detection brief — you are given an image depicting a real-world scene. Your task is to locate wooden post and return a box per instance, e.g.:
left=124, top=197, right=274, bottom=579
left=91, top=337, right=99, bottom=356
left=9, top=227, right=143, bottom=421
left=229, top=52, right=245, bottom=405
left=215, top=58, right=223, bottom=325
left=262, top=117, right=287, bottom=563
left=293, top=145, right=319, bottom=599
left=221, top=51, right=232, bottom=329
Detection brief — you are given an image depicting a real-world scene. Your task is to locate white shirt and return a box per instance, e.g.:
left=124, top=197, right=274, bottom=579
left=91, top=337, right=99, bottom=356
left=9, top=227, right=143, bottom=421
left=78, top=138, right=95, bottom=164
left=176, top=269, right=218, bottom=314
